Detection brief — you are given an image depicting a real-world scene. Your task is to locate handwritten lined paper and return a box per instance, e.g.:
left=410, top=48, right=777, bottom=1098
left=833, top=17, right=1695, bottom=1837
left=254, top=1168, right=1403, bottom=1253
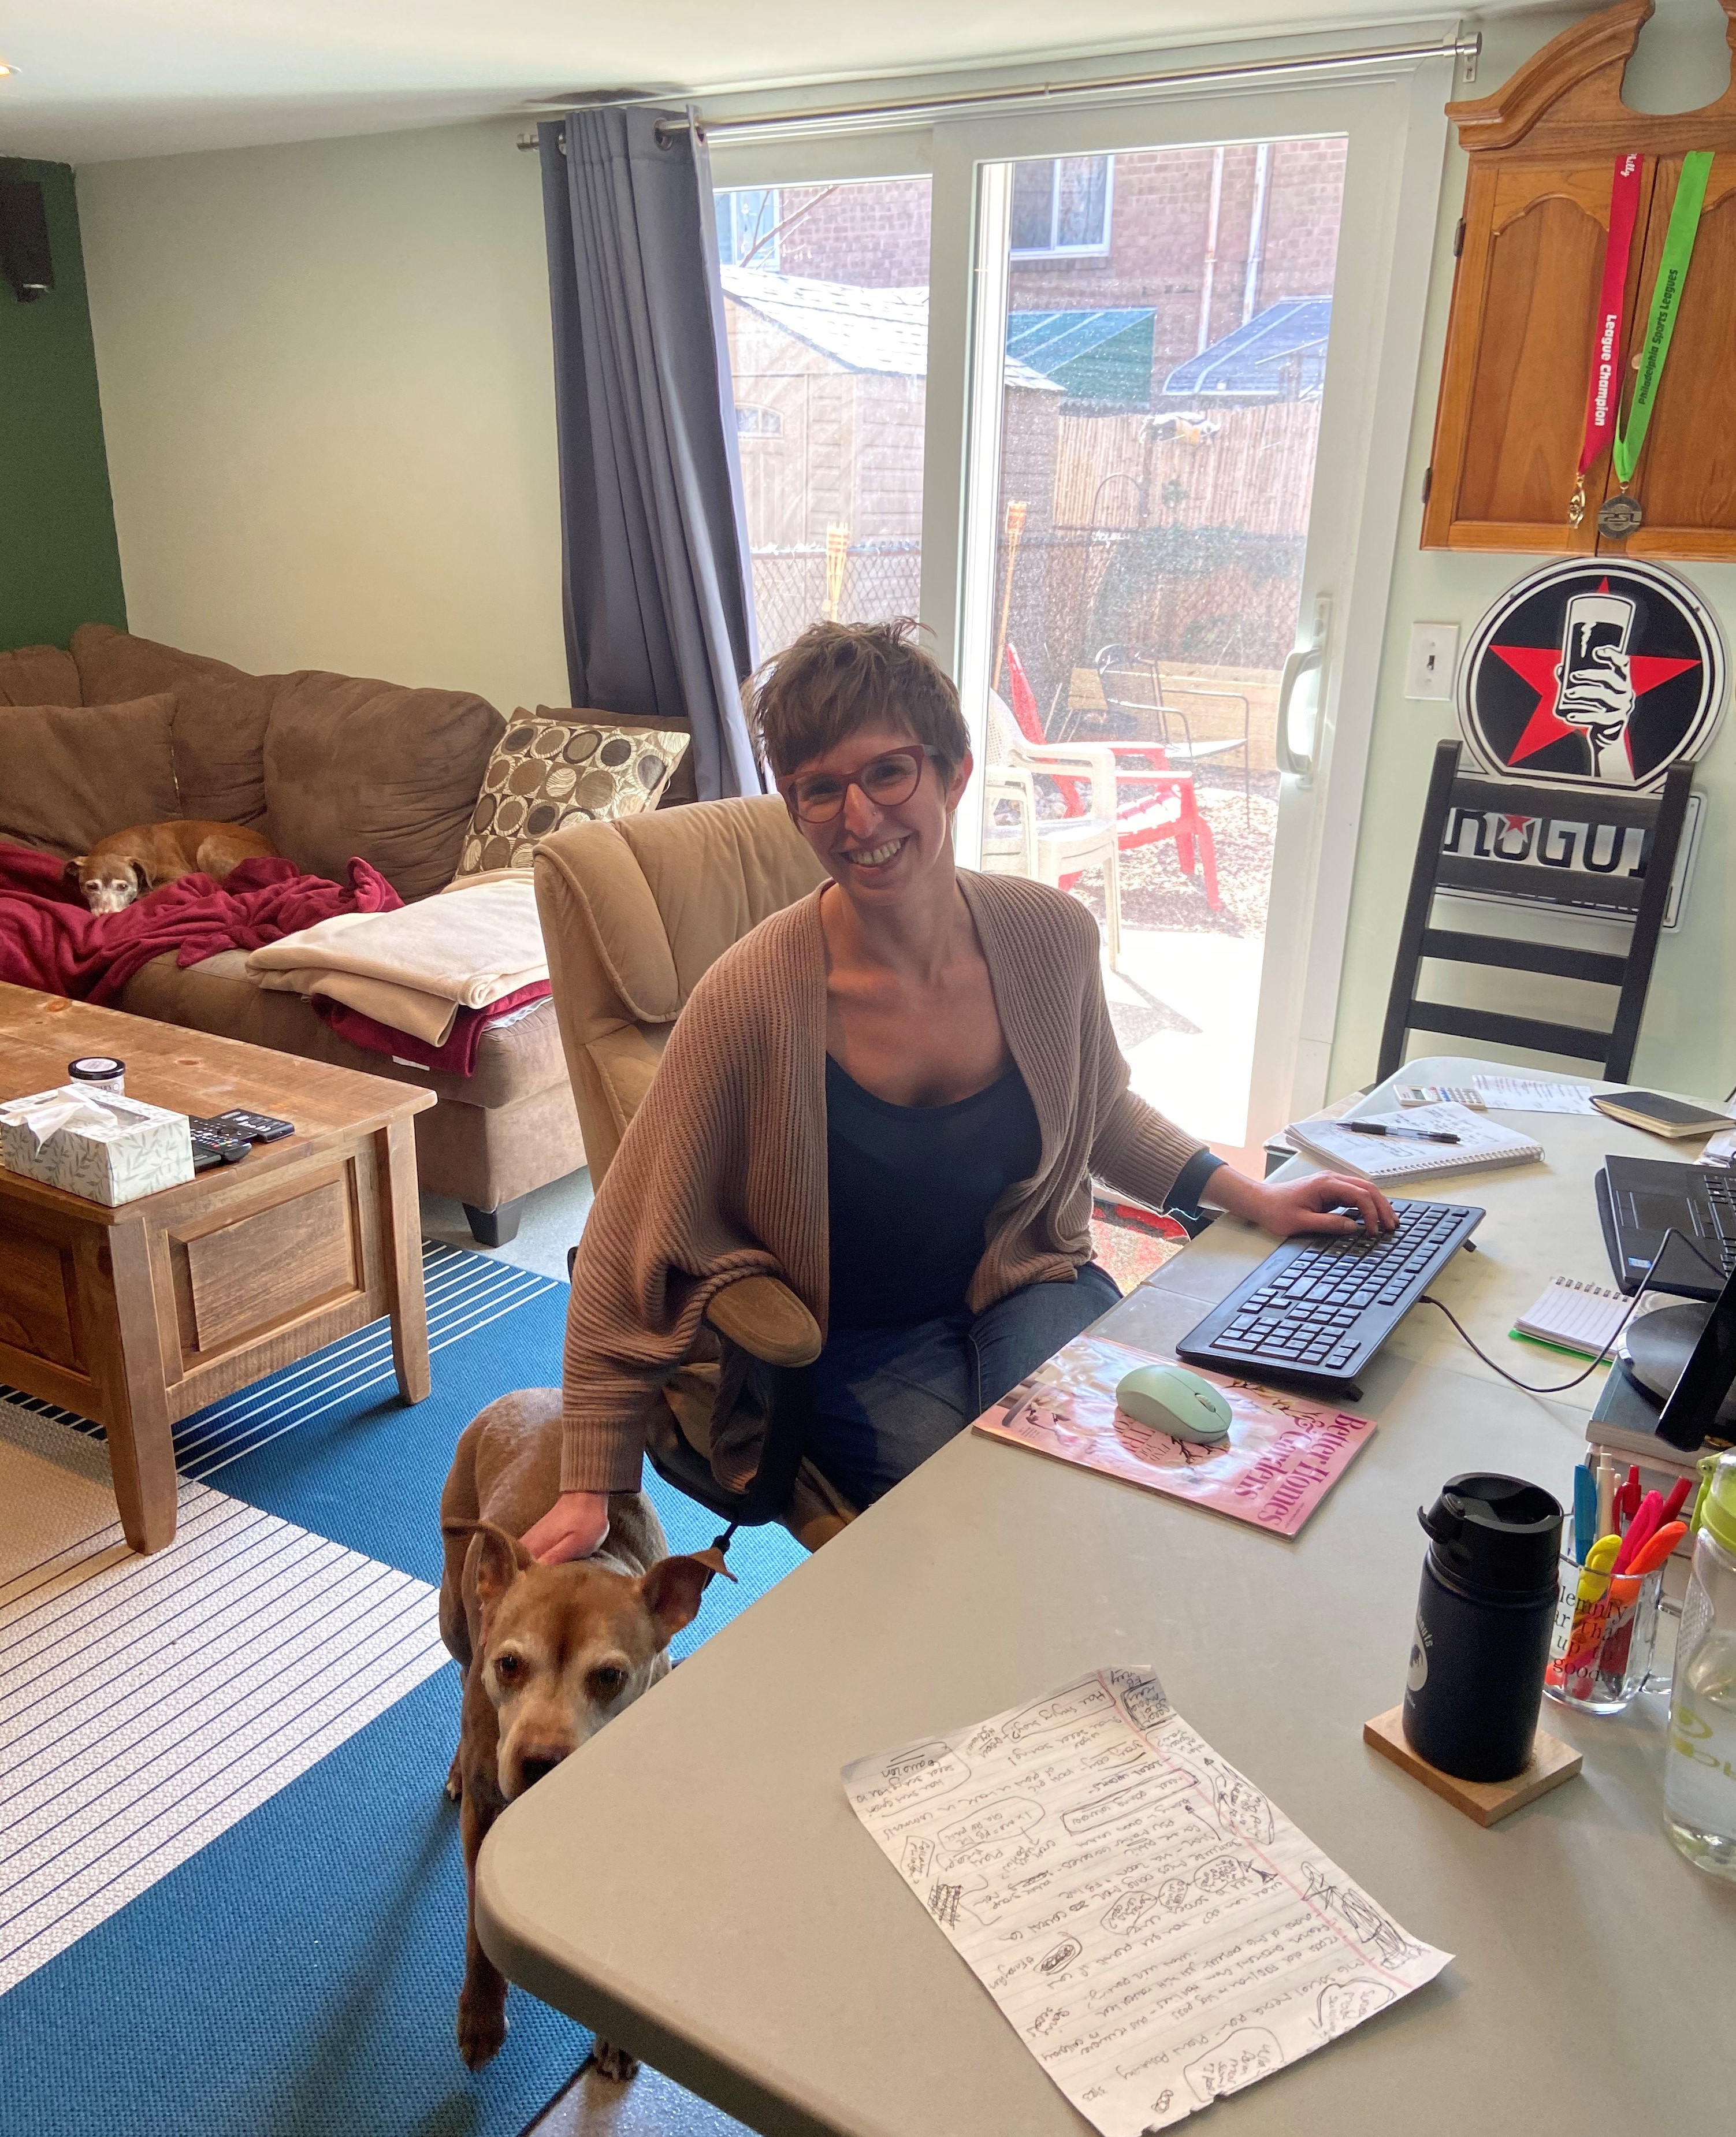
left=843, top=1666, right=1449, bottom=2134
left=1471, top=1075, right=1600, bottom=1115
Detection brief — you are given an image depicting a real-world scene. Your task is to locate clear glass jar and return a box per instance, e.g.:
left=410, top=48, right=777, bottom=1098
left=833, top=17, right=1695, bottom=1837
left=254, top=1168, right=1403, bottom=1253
left=1664, top=1451, right=1736, bottom=1879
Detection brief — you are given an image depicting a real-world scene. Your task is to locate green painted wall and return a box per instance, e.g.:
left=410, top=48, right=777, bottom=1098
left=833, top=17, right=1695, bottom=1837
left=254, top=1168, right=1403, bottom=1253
left=0, top=158, right=125, bottom=651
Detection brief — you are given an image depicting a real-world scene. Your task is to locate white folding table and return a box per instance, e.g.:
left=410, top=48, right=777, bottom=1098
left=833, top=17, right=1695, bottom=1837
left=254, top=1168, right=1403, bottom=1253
left=478, top=1058, right=1735, bottom=2135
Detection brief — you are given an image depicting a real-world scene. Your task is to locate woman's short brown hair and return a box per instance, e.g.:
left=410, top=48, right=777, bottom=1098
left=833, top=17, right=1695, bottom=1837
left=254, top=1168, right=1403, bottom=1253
left=745, top=618, right=971, bottom=781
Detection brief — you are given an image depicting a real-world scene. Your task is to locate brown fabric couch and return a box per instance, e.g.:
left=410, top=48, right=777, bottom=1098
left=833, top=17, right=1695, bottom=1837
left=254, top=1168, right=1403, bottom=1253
left=2, top=626, right=637, bottom=1244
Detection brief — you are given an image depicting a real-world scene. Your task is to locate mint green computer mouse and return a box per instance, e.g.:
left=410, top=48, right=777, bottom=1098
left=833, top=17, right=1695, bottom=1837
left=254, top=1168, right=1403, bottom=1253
left=1115, top=1363, right=1233, bottom=1444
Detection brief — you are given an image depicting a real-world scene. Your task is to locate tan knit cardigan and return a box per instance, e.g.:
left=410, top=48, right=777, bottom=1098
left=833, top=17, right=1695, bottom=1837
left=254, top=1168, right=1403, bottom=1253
left=560, top=869, right=1206, bottom=1493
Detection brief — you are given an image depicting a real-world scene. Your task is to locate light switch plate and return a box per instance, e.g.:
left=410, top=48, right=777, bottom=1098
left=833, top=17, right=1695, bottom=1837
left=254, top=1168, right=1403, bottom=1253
left=1405, top=623, right=1459, bottom=701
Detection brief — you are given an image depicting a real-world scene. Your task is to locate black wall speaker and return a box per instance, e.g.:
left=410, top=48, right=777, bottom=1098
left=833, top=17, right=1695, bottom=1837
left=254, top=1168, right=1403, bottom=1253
left=0, top=180, right=54, bottom=303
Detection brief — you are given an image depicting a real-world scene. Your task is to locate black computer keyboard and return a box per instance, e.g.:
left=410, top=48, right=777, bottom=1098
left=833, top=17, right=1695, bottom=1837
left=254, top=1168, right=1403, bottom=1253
left=1176, top=1198, right=1484, bottom=1395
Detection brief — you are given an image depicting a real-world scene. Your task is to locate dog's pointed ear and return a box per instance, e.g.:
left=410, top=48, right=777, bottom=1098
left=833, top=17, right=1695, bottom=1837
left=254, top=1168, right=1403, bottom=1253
left=441, top=1518, right=533, bottom=1607
left=638, top=1552, right=731, bottom=1646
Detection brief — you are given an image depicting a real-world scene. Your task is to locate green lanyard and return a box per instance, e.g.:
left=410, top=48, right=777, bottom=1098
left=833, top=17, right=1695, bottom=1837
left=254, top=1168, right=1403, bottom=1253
left=1611, top=151, right=1713, bottom=490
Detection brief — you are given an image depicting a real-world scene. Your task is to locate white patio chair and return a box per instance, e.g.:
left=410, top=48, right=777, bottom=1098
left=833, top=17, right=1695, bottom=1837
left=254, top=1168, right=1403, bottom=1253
left=978, top=692, right=1122, bottom=970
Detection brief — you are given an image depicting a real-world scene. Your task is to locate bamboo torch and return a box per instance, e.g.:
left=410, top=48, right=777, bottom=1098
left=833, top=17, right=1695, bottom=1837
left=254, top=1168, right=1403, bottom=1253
left=992, top=500, right=1028, bottom=697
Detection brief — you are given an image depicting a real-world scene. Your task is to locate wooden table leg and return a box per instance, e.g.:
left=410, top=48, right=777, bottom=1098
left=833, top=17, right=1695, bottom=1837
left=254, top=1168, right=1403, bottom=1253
left=380, top=1117, right=431, bottom=1404
left=100, top=1218, right=179, bottom=1554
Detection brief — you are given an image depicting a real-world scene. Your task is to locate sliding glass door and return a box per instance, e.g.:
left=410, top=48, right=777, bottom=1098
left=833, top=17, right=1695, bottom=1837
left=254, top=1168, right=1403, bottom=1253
left=709, top=49, right=1449, bottom=1152
left=960, top=132, right=1347, bottom=1153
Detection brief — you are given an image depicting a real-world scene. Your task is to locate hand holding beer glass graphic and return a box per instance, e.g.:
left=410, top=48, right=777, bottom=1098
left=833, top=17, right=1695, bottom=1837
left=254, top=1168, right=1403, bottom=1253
left=1556, top=592, right=1638, bottom=782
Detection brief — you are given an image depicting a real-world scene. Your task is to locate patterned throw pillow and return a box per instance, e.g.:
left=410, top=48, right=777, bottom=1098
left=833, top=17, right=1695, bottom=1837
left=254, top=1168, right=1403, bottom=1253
left=458, top=712, right=690, bottom=875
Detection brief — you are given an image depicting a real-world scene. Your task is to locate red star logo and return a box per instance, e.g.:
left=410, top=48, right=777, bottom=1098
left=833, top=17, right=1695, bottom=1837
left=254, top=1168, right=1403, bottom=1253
left=1488, top=580, right=1699, bottom=768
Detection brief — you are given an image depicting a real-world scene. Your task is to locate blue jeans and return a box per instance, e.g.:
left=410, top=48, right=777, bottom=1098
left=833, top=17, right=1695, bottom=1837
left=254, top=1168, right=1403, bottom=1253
left=802, top=1263, right=1122, bottom=1508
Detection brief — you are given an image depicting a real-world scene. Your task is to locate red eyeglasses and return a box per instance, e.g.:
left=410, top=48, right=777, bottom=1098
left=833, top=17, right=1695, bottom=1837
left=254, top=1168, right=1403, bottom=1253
left=779, top=744, right=939, bottom=825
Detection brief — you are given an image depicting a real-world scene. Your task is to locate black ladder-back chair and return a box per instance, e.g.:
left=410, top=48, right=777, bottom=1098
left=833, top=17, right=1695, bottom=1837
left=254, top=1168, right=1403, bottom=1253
left=1377, top=739, right=1693, bottom=1086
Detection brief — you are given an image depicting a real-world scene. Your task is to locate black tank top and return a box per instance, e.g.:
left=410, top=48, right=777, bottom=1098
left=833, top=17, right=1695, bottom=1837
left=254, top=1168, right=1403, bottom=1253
left=824, top=1054, right=1043, bottom=1328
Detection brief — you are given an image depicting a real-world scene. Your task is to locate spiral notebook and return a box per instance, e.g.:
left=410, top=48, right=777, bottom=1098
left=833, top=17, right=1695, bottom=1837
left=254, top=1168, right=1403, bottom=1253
left=1512, top=1277, right=1629, bottom=1358
left=1285, top=1103, right=1544, bottom=1184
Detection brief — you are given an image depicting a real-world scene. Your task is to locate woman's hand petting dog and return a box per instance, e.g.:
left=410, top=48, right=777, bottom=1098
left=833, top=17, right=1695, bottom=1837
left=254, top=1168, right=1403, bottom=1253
left=520, top=1488, right=612, bottom=1564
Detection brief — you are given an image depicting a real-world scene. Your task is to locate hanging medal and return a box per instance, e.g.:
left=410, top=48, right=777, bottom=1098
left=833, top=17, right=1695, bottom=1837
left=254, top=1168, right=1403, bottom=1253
left=1569, top=153, right=1642, bottom=531
left=1602, top=150, right=1715, bottom=537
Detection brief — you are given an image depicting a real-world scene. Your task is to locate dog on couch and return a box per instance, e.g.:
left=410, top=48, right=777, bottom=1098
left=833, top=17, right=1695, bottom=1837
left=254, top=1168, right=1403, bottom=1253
left=69, top=819, right=280, bottom=913
left=439, top=1388, right=724, bottom=2076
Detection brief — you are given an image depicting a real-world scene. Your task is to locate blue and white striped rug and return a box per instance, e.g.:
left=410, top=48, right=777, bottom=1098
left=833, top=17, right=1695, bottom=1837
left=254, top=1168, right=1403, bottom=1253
left=0, top=1242, right=804, bottom=2137
left=0, top=1411, right=448, bottom=1997
left=0, top=1245, right=558, bottom=1998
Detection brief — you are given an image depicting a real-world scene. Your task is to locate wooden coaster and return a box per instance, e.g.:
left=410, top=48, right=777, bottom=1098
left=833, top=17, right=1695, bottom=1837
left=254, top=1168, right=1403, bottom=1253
left=1363, top=1706, right=1582, bottom=1827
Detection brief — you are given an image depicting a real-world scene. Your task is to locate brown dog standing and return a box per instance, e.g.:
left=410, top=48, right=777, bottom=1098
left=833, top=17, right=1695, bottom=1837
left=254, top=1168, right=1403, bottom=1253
left=439, top=1389, right=722, bottom=2076
left=69, top=820, right=280, bottom=912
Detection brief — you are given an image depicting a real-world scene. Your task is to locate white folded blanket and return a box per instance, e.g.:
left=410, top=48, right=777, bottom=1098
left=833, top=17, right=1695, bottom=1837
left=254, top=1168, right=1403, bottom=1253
left=246, top=880, right=547, bottom=1045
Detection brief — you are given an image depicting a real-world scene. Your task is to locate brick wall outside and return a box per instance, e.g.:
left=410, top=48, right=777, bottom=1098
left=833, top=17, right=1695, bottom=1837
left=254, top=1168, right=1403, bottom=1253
left=755, top=142, right=1347, bottom=404
left=1257, top=139, right=1347, bottom=303
left=771, top=180, right=934, bottom=286
left=1007, top=139, right=1346, bottom=399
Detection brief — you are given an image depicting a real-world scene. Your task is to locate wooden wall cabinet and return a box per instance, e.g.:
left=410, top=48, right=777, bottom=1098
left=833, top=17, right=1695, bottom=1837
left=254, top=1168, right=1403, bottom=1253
left=1423, top=0, right=1736, bottom=560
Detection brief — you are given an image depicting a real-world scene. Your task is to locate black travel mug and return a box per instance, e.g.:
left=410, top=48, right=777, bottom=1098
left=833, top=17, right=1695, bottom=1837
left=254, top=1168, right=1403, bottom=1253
left=1402, top=1472, right=1563, bottom=1783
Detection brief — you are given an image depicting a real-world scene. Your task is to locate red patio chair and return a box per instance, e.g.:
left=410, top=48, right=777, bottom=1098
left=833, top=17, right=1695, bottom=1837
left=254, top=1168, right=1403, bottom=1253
left=1003, top=645, right=1220, bottom=911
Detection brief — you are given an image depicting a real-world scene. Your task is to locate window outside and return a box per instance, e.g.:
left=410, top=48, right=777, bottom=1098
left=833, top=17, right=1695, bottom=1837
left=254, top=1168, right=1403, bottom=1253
left=715, top=177, right=934, bottom=653
left=715, top=188, right=782, bottom=268
left=1010, top=157, right=1113, bottom=257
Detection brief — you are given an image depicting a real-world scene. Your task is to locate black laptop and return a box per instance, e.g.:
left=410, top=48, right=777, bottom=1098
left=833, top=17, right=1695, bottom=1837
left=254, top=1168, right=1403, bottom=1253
left=1596, top=1153, right=1736, bottom=1298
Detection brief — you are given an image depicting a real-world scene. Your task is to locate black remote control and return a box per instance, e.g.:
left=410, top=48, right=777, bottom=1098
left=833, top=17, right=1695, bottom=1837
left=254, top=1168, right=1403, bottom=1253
left=211, top=1108, right=295, bottom=1142
left=188, top=1117, right=254, bottom=1169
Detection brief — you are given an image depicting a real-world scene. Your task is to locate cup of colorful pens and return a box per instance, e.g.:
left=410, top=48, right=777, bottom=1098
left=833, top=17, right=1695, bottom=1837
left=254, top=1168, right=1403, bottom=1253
left=1544, top=1465, right=1690, bottom=1716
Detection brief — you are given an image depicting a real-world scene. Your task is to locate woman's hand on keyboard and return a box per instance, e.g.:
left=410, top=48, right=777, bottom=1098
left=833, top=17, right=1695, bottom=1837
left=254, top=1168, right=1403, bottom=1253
left=1206, top=1168, right=1398, bottom=1239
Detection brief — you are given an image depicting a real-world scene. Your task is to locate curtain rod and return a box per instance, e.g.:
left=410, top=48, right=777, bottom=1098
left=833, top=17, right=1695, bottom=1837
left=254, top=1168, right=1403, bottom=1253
left=516, top=33, right=1477, bottom=151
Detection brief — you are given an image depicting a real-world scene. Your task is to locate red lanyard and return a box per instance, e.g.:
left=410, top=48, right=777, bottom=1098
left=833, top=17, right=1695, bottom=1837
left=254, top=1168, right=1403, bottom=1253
left=1569, top=153, right=1644, bottom=527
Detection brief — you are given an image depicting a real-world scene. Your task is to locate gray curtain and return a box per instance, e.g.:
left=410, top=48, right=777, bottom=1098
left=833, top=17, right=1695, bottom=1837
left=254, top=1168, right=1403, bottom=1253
left=540, top=107, right=763, bottom=800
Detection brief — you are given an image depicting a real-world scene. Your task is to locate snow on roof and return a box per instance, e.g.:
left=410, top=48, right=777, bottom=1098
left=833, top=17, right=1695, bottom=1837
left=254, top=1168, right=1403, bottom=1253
left=722, top=266, right=1059, bottom=389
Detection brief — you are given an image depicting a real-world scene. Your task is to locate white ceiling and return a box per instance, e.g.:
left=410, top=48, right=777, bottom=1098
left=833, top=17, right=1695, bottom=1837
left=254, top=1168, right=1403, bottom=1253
left=0, top=1, right=1513, bottom=166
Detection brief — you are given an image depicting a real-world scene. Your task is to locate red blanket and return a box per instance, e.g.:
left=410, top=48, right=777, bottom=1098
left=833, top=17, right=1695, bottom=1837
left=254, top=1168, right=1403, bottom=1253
left=0, top=841, right=401, bottom=1006
left=313, top=978, right=552, bottom=1076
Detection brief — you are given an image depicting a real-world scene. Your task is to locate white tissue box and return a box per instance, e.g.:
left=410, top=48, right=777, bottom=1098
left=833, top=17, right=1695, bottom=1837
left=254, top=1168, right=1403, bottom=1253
left=0, top=1084, right=195, bottom=1206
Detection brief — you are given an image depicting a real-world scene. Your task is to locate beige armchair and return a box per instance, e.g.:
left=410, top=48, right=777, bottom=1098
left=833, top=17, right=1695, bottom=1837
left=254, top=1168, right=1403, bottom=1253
left=533, top=796, right=839, bottom=1537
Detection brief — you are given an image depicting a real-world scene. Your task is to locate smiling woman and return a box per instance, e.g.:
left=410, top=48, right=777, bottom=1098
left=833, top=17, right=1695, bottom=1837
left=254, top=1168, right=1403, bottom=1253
left=523, top=617, right=1395, bottom=1566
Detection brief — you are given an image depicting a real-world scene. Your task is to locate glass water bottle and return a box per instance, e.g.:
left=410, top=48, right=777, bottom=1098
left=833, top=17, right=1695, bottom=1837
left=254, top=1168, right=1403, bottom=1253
left=1664, top=1451, right=1736, bottom=1879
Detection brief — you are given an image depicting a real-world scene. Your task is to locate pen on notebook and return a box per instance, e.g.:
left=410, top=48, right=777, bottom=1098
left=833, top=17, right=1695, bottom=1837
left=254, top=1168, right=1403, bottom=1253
left=1346, top=1122, right=1462, bottom=1144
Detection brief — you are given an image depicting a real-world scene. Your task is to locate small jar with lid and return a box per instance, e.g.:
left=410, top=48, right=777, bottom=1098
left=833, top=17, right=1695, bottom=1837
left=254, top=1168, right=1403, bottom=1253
left=68, top=1056, right=125, bottom=1095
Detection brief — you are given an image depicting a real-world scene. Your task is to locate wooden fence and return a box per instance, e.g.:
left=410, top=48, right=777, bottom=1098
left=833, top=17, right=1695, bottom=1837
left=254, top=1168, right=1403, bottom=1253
left=1051, top=401, right=1320, bottom=537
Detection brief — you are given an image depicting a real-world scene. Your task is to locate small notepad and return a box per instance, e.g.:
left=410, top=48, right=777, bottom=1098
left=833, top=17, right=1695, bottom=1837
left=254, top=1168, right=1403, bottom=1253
left=1472, top=1075, right=1600, bottom=1116
left=1286, top=1103, right=1544, bottom=1184
left=1513, top=1278, right=1629, bottom=1358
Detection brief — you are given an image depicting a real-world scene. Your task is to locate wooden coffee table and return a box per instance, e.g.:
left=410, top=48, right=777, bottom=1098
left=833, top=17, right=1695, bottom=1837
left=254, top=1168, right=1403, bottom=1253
left=0, top=982, right=437, bottom=1553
